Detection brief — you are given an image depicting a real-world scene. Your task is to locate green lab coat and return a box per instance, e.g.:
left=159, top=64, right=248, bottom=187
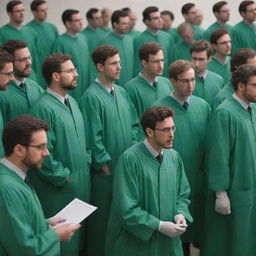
left=171, top=40, right=192, bottom=63
left=105, top=142, right=192, bottom=256
left=202, top=97, right=256, bottom=256
left=0, top=79, right=43, bottom=125
left=194, top=71, right=225, bottom=108
left=203, top=22, right=233, bottom=42
left=79, top=80, right=139, bottom=256
left=29, top=92, right=90, bottom=256
left=208, top=56, right=231, bottom=84
left=0, top=164, right=60, bottom=256
left=213, top=81, right=234, bottom=109
left=153, top=95, right=211, bottom=243
left=0, top=114, right=3, bottom=157
left=127, top=29, right=140, bottom=38
left=52, top=33, right=91, bottom=100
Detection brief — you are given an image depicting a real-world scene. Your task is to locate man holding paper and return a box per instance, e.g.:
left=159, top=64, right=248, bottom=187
left=0, top=115, right=80, bottom=256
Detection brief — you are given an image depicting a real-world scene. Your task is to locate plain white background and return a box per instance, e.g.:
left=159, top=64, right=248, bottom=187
left=0, top=0, right=244, bottom=33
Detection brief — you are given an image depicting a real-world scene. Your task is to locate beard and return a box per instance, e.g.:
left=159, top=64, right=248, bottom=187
left=14, top=67, right=31, bottom=78
left=22, top=157, right=43, bottom=170
left=60, top=78, right=77, bottom=91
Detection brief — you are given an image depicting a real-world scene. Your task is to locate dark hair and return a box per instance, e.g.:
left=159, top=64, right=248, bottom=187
left=30, top=0, right=46, bottom=11
left=169, top=60, right=194, bottom=80
left=2, top=115, right=49, bottom=156
left=231, top=48, right=256, bottom=72
left=42, top=53, right=72, bottom=85
left=190, top=40, right=213, bottom=58
left=6, top=0, right=22, bottom=13
left=231, top=64, right=256, bottom=91
left=92, top=45, right=119, bottom=67
left=62, top=9, right=79, bottom=25
left=212, top=1, right=228, bottom=13
left=122, top=7, right=131, bottom=13
left=1, top=40, right=27, bottom=56
left=86, top=8, right=99, bottom=20
left=239, top=1, right=255, bottom=14
left=0, top=49, right=14, bottom=71
left=143, top=6, right=159, bottom=22
left=210, top=28, right=229, bottom=44
left=141, top=106, right=175, bottom=135
left=181, top=3, right=195, bottom=15
left=111, top=10, right=128, bottom=28
left=160, top=10, right=174, bottom=20
left=139, top=42, right=162, bottom=61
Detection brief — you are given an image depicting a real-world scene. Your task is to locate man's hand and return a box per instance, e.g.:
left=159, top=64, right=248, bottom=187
left=54, top=223, right=81, bottom=242
left=174, top=214, right=188, bottom=227
left=215, top=191, right=231, bottom=215
left=101, top=164, right=111, bottom=175
left=49, top=217, right=66, bottom=228
left=158, top=221, right=186, bottom=238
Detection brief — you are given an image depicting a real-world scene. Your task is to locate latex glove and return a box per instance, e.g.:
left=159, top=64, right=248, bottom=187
left=158, top=221, right=186, bottom=238
left=174, top=214, right=188, bottom=228
left=215, top=191, right=231, bottom=215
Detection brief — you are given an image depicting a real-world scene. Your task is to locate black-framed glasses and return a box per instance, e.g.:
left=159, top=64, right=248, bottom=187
left=24, top=144, right=48, bottom=150
left=155, top=126, right=176, bottom=133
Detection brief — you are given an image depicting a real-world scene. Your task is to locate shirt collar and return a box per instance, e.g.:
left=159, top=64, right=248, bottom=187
left=0, top=158, right=26, bottom=180
left=95, top=78, right=114, bottom=94
left=196, top=70, right=208, bottom=80
left=47, top=88, right=67, bottom=104
left=14, top=79, right=25, bottom=86
left=170, top=91, right=191, bottom=105
left=66, top=32, right=78, bottom=38
left=140, top=72, right=158, bottom=86
left=143, top=138, right=163, bottom=158
left=232, top=93, right=250, bottom=110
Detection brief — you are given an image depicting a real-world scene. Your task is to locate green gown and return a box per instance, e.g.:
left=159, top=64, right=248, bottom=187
left=26, top=20, right=59, bottom=88
left=231, top=21, right=256, bottom=53
left=171, top=40, right=192, bottom=63
left=98, top=32, right=134, bottom=87
left=0, top=164, right=60, bottom=256
left=213, top=81, right=234, bottom=109
left=201, top=97, right=256, bottom=256
left=194, top=70, right=225, bottom=108
left=203, top=22, right=233, bottom=42
left=153, top=95, right=211, bottom=244
left=105, top=142, right=192, bottom=256
left=0, top=113, right=3, bottom=157
left=133, top=29, right=174, bottom=77
left=0, top=79, right=44, bottom=125
left=28, top=92, right=90, bottom=256
left=208, top=56, right=231, bottom=84
left=52, top=33, right=91, bottom=100
left=0, top=24, right=41, bottom=76
left=127, top=29, right=140, bottom=38
left=79, top=80, right=139, bottom=256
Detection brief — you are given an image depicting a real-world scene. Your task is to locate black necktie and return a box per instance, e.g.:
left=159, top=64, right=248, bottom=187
left=156, top=153, right=163, bottom=164
left=25, top=177, right=33, bottom=189
left=153, top=81, right=158, bottom=88
left=248, top=105, right=252, bottom=115
left=64, top=98, right=71, bottom=110
left=110, top=89, right=114, bottom=96
left=19, top=83, right=25, bottom=89
left=183, top=101, right=189, bottom=110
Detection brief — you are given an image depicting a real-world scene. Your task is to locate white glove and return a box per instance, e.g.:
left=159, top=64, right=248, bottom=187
left=215, top=191, right=231, bottom=215
left=158, top=221, right=186, bottom=238
left=174, top=214, right=187, bottom=227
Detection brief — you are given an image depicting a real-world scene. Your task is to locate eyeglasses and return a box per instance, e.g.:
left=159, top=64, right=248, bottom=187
left=15, top=56, right=31, bottom=62
left=148, top=59, right=164, bottom=64
left=24, top=144, right=48, bottom=150
left=177, top=78, right=195, bottom=84
left=58, top=68, right=78, bottom=74
left=155, top=126, right=176, bottom=133
left=217, top=40, right=231, bottom=45
left=0, top=71, right=15, bottom=77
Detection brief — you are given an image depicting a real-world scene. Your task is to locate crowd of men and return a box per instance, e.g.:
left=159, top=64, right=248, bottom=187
left=0, top=0, right=256, bottom=255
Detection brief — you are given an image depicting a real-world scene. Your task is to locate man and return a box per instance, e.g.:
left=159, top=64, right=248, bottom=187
left=98, top=10, right=134, bottom=87
left=0, top=40, right=43, bottom=125
left=125, top=42, right=172, bottom=123
left=231, top=1, right=256, bottom=52
left=203, top=1, right=232, bottom=42
left=29, top=53, right=90, bottom=256
left=161, top=10, right=175, bottom=35
left=0, top=115, right=80, bottom=255
left=105, top=106, right=192, bottom=256
left=79, top=45, right=139, bottom=256
left=202, top=64, right=256, bottom=256
left=153, top=60, right=211, bottom=256
left=191, top=40, right=225, bottom=108
left=0, top=49, right=14, bottom=156
left=122, top=7, right=140, bottom=38
left=133, top=6, right=174, bottom=77
left=0, top=0, right=40, bottom=77
left=27, top=0, right=59, bottom=88
left=101, top=8, right=112, bottom=33
left=194, top=9, right=203, bottom=26
left=82, top=8, right=105, bottom=53
left=208, top=28, right=231, bottom=84
left=214, top=48, right=256, bottom=108
left=52, top=9, right=90, bottom=100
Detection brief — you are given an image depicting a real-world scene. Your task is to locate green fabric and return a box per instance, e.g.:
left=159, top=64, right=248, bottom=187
left=127, top=29, right=140, bottom=38
left=171, top=40, right=192, bottom=63
left=105, top=141, right=192, bottom=256
left=194, top=70, right=225, bottom=108
left=231, top=21, right=256, bottom=53
left=202, top=97, right=256, bottom=256
left=0, top=164, right=60, bottom=256
left=79, top=80, right=139, bottom=256
left=26, top=20, right=59, bottom=88
left=153, top=95, right=211, bottom=243
left=213, top=81, right=234, bottom=109
left=0, top=24, right=41, bottom=76
left=52, top=33, right=91, bottom=100
left=0, top=113, right=3, bottom=157
left=0, top=79, right=43, bottom=125
left=203, top=22, right=233, bottom=42
left=98, top=32, right=134, bottom=86
left=101, top=27, right=112, bottom=34
left=207, top=56, right=231, bottom=84
left=28, top=92, right=90, bottom=256
left=133, top=29, right=174, bottom=77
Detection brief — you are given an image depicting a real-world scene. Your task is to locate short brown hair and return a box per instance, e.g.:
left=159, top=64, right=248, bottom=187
left=0, top=49, right=14, bottom=71
left=210, top=28, right=230, bottom=44
left=169, top=60, right=194, bottom=80
left=141, top=106, right=175, bottom=135
left=190, top=40, right=213, bottom=58
left=6, top=0, right=22, bottom=13
left=212, top=1, right=228, bottom=13
left=181, top=3, right=195, bottom=15
left=139, top=42, right=162, bottom=61
left=239, top=1, right=255, bottom=14
left=177, top=22, right=193, bottom=36
left=92, top=45, right=119, bottom=67
left=1, top=40, right=27, bottom=56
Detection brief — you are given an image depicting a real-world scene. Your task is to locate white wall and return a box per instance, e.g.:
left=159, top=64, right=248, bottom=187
left=0, top=0, right=242, bottom=33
